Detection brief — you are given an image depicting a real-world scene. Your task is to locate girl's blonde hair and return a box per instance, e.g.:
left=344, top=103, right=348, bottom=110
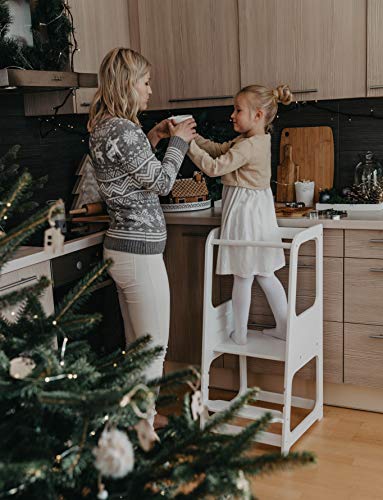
left=87, top=48, right=151, bottom=132
left=237, top=84, right=293, bottom=133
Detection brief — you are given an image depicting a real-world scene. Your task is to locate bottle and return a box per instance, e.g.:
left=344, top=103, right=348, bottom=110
left=354, top=151, right=383, bottom=192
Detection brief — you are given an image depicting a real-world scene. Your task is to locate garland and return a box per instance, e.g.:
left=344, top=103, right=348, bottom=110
left=0, top=0, right=73, bottom=71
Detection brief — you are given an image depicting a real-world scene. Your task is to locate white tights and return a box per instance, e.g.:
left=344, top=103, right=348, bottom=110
left=231, top=273, right=288, bottom=345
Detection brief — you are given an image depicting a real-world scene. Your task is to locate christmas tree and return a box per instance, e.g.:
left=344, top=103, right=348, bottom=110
left=0, top=173, right=315, bottom=499
left=0, top=146, right=47, bottom=227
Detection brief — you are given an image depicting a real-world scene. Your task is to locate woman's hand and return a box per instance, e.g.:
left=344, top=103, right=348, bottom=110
left=168, top=118, right=197, bottom=144
left=147, top=119, right=171, bottom=148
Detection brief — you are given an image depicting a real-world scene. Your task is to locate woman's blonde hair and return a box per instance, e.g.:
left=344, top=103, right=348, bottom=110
left=87, top=48, right=151, bottom=132
left=237, top=84, right=293, bottom=133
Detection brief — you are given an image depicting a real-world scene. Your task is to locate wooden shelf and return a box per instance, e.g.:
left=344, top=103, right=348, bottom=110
left=0, top=69, right=97, bottom=92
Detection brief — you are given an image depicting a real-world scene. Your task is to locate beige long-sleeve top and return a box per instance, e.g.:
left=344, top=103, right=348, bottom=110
left=188, top=133, right=271, bottom=190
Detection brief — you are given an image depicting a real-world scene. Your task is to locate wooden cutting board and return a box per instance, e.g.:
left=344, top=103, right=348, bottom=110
left=278, top=126, right=334, bottom=202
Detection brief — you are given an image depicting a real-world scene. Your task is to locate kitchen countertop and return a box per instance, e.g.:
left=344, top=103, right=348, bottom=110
left=165, top=206, right=383, bottom=230
left=3, top=206, right=383, bottom=274
left=1, top=231, right=105, bottom=275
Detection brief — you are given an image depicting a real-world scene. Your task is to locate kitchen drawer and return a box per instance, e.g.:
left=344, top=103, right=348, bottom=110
left=344, top=323, right=383, bottom=388
left=345, top=230, right=383, bottom=259
left=220, top=255, right=343, bottom=324
left=294, top=229, right=344, bottom=257
left=224, top=321, right=343, bottom=384
left=345, top=258, right=383, bottom=325
left=0, top=260, right=54, bottom=321
left=51, top=244, right=103, bottom=287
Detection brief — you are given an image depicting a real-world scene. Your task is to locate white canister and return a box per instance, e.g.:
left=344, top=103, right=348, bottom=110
left=295, top=181, right=315, bottom=207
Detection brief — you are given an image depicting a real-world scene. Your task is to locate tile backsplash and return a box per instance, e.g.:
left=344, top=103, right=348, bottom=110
left=2, top=94, right=383, bottom=210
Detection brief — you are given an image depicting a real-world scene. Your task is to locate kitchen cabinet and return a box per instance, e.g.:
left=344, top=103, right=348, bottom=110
left=367, top=0, right=383, bottom=97
left=128, top=0, right=240, bottom=110
left=344, top=323, right=383, bottom=388
left=164, top=224, right=221, bottom=364
left=0, top=261, right=54, bottom=321
left=238, top=0, right=366, bottom=101
left=24, top=0, right=131, bottom=115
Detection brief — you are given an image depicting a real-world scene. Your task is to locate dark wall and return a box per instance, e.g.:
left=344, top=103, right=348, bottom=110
left=2, top=94, right=383, bottom=211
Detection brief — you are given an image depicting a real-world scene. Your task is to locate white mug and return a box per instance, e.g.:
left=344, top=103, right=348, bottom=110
left=168, top=114, right=193, bottom=124
left=295, top=181, right=315, bottom=207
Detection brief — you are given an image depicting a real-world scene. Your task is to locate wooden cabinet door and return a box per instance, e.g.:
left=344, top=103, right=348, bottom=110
left=130, top=0, right=240, bottom=109
left=344, top=323, right=383, bottom=388
left=0, top=261, right=54, bottom=321
left=69, top=0, right=131, bottom=74
left=367, top=0, right=383, bottom=97
left=345, top=257, right=383, bottom=326
left=239, top=0, right=366, bottom=101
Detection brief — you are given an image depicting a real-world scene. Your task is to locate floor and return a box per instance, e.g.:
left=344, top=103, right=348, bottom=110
left=163, top=388, right=383, bottom=500
left=248, top=404, right=383, bottom=500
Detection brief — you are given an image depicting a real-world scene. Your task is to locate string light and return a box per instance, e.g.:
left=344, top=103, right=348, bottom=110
left=44, top=373, right=77, bottom=382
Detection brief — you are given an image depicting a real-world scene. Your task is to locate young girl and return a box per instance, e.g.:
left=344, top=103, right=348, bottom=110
left=188, top=84, right=292, bottom=345
left=88, top=48, right=196, bottom=424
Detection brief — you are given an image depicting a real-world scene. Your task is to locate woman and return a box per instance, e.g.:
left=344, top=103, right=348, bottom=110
left=88, top=48, right=196, bottom=424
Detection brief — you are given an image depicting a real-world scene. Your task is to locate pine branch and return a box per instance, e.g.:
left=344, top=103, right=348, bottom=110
left=0, top=277, right=50, bottom=310
left=53, top=260, right=111, bottom=322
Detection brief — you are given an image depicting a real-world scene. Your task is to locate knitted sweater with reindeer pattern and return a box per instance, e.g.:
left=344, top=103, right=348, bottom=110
left=89, top=117, right=188, bottom=255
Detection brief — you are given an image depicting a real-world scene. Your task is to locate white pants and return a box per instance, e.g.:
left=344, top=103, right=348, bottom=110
left=103, top=248, right=170, bottom=383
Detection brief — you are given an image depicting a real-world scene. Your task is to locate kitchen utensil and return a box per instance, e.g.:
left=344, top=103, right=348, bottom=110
left=276, top=144, right=300, bottom=202
left=279, top=126, right=334, bottom=202
left=69, top=202, right=105, bottom=216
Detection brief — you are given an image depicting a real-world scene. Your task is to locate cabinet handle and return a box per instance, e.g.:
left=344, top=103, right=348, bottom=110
left=0, top=275, right=38, bottom=293
left=52, top=75, right=63, bottom=81
left=369, top=239, right=383, bottom=243
left=291, top=88, right=318, bottom=94
left=369, top=268, right=383, bottom=272
left=169, top=95, right=232, bottom=103
left=369, top=335, right=383, bottom=339
left=369, top=85, right=383, bottom=89
left=182, top=232, right=208, bottom=238
left=80, top=102, right=91, bottom=107
left=248, top=322, right=276, bottom=329
left=285, top=264, right=315, bottom=270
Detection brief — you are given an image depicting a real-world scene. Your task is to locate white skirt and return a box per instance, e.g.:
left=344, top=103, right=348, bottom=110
left=217, top=185, right=285, bottom=277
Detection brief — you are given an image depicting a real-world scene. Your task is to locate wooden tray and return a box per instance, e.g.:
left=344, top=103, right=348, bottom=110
left=275, top=206, right=313, bottom=218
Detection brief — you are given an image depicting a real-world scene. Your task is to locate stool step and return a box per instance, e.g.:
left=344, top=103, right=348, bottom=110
left=207, top=399, right=283, bottom=423
left=216, top=423, right=282, bottom=447
left=214, top=330, right=286, bottom=361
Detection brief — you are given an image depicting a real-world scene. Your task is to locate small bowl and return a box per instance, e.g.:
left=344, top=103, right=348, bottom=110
left=168, top=114, right=193, bottom=124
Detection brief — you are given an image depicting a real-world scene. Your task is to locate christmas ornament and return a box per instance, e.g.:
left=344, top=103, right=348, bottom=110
left=9, top=356, right=36, bottom=379
left=135, top=419, right=160, bottom=452
left=44, top=200, right=65, bottom=255
left=93, top=428, right=134, bottom=478
left=120, top=383, right=155, bottom=419
left=236, top=470, right=251, bottom=499
left=97, top=484, right=108, bottom=500
left=191, top=390, right=205, bottom=421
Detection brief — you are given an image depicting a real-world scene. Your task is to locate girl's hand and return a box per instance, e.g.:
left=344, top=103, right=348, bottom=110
left=147, top=119, right=171, bottom=147
left=168, top=118, right=197, bottom=144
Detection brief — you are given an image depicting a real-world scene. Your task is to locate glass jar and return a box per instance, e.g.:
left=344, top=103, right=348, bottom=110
left=354, top=151, right=383, bottom=191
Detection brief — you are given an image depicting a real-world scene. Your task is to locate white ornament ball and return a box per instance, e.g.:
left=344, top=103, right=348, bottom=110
left=97, top=487, right=109, bottom=500
left=9, top=357, right=36, bottom=379
left=93, top=428, right=134, bottom=478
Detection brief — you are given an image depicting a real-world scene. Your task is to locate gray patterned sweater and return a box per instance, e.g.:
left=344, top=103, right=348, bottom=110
left=89, top=117, right=188, bottom=254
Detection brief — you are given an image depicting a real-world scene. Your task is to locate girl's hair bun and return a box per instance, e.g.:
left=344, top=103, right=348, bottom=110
left=274, top=85, right=293, bottom=105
